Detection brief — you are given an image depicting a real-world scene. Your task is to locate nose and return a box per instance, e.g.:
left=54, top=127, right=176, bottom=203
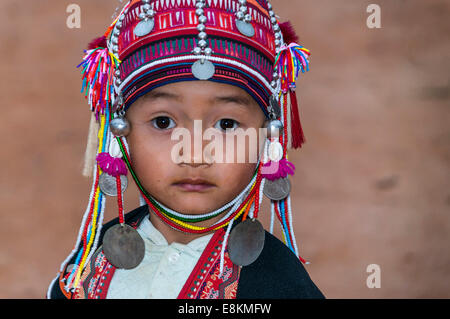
left=173, top=120, right=214, bottom=167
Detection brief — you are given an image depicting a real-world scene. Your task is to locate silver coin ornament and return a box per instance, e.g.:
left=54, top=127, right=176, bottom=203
left=192, top=59, right=215, bottom=80
left=110, top=117, right=130, bottom=137
left=134, top=19, right=155, bottom=37
left=236, top=19, right=255, bottom=37
left=228, top=219, right=265, bottom=266
left=102, top=224, right=145, bottom=269
left=99, top=173, right=128, bottom=197
left=263, top=177, right=291, bottom=201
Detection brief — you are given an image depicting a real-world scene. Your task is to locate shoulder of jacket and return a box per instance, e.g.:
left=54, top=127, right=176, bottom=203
left=237, top=231, right=325, bottom=299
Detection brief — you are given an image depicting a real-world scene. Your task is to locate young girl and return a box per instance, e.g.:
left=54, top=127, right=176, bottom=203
left=47, top=0, right=324, bottom=299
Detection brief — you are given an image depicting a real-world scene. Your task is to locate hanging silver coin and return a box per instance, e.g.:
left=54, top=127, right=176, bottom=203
left=236, top=20, right=255, bottom=38
left=134, top=19, right=154, bottom=37
left=228, top=219, right=265, bottom=266
left=102, top=224, right=145, bottom=269
left=192, top=59, right=215, bottom=80
left=99, top=173, right=128, bottom=197
left=263, top=177, right=291, bottom=201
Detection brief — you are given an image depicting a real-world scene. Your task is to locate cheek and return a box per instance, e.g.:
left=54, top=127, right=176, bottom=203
left=126, top=126, right=174, bottom=185
left=215, top=163, right=257, bottom=198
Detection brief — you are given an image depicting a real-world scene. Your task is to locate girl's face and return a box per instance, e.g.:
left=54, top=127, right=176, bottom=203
left=126, top=81, right=266, bottom=215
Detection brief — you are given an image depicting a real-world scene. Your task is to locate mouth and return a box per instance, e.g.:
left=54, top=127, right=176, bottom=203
left=172, top=178, right=216, bottom=192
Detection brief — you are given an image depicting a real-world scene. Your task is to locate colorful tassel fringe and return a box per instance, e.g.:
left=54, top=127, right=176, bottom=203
left=275, top=44, right=310, bottom=149
left=77, top=47, right=120, bottom=118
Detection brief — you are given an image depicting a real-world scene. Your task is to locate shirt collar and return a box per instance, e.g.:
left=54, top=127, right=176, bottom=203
left=138, top=216, right=213, bottom=252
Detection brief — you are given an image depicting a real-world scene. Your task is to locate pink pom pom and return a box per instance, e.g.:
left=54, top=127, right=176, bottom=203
left=261, top=159, right=296, bottom=181
left=96, top=153, right=128, bottom=177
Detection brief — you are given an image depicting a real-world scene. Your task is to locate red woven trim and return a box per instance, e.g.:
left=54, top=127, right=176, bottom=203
left=72, top=217, right=145, bottom=299
left=88, top=257, right=116, bottom=299
left=177, top=228, right=240, bottom=299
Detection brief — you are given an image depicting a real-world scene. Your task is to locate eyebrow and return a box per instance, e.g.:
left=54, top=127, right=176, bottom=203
left=213, top=95, right=253, bottom=107
left=142, top=90, right=181, bottom=101
left=142, top=90, right=253, bottom=107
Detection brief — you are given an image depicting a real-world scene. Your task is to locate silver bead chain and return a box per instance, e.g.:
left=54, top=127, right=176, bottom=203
left=139, top=0, right=156, bottom=21
left=267, top=1, right=283, bottom=90
left=192, top=0, right=213, bottom=57
left=236, top=0, right=252, bottom=23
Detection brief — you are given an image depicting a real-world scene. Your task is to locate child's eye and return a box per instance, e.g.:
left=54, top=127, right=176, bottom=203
left=214, top=119, right=240, bottom=132
left=151, top=116, right=176, bottom=130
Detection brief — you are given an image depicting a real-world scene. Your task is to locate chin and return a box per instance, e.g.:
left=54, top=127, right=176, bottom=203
left=169, top=194, right=228, bottom=215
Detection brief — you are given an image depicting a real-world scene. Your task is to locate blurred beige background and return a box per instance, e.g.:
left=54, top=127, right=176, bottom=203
left=0, top=0, right=449, bottom=298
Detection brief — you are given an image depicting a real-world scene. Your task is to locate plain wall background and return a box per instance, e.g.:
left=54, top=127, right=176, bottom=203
left=0, top=0, right=449, bottom=298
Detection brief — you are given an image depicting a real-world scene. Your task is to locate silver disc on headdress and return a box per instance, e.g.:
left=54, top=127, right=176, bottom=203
left=263, top=177, right=291, bottom=201
left=228, top=219, right=265, bottom=266
left=192, top=59, right=215, bottom=80
left=99, top=173, right=128, bottom=196
left=102, top=224, right=145, bottom=269
left=134, top=19, right=155, bottom=37
left=236, top=20, right=255, bottom=38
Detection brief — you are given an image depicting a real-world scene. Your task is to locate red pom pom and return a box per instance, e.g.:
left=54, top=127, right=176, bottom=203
left=279, top=21, right=299, bottom=44
left=87, top=36, right=107, bottom=50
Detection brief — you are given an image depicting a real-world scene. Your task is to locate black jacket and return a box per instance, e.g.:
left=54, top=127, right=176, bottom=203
left=49, top=205, right=325, bottom=299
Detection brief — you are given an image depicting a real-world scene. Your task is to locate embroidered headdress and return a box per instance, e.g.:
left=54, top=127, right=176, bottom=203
left=55, top=0, right=312, bottom=293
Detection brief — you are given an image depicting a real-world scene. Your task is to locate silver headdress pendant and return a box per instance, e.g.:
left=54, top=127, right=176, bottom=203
left=191, top=0, right=215, bottom=80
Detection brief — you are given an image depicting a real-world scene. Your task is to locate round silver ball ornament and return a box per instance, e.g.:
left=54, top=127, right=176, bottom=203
left=193, top=47, right=202, bottom=55
left=197, top=23, right=206, bottom=32
left=266, top=119, right=283, bottom=139
left=110, top=117, right=131, bottom=137
left=204, top=47, right=213, bottom=56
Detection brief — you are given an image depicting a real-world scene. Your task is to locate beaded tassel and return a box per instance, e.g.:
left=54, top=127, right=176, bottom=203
left=271, top=198, right=307, bottom=264
left=62, top=111, right=111, bottom=291
left=62, top=5, right=133, bottom=289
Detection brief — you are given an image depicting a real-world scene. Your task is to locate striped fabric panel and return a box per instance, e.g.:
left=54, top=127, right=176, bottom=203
left=120, top=37, right=273, bottom=81
left=122, top=60, right=271, bottom=116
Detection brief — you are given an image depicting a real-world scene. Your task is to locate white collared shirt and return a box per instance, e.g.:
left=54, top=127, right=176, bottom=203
left=107, top=217, right=213, bottom=299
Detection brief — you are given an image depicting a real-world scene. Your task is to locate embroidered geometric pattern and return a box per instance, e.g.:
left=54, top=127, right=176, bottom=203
left=178, top=229, right=240, bottom=299
left=69, top=220, right=240, bottom=299
left=117, top=0, right=277, bottom=116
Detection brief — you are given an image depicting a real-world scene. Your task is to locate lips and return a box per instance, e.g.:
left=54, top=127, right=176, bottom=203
left=172, top=178, right=216, bottom=192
